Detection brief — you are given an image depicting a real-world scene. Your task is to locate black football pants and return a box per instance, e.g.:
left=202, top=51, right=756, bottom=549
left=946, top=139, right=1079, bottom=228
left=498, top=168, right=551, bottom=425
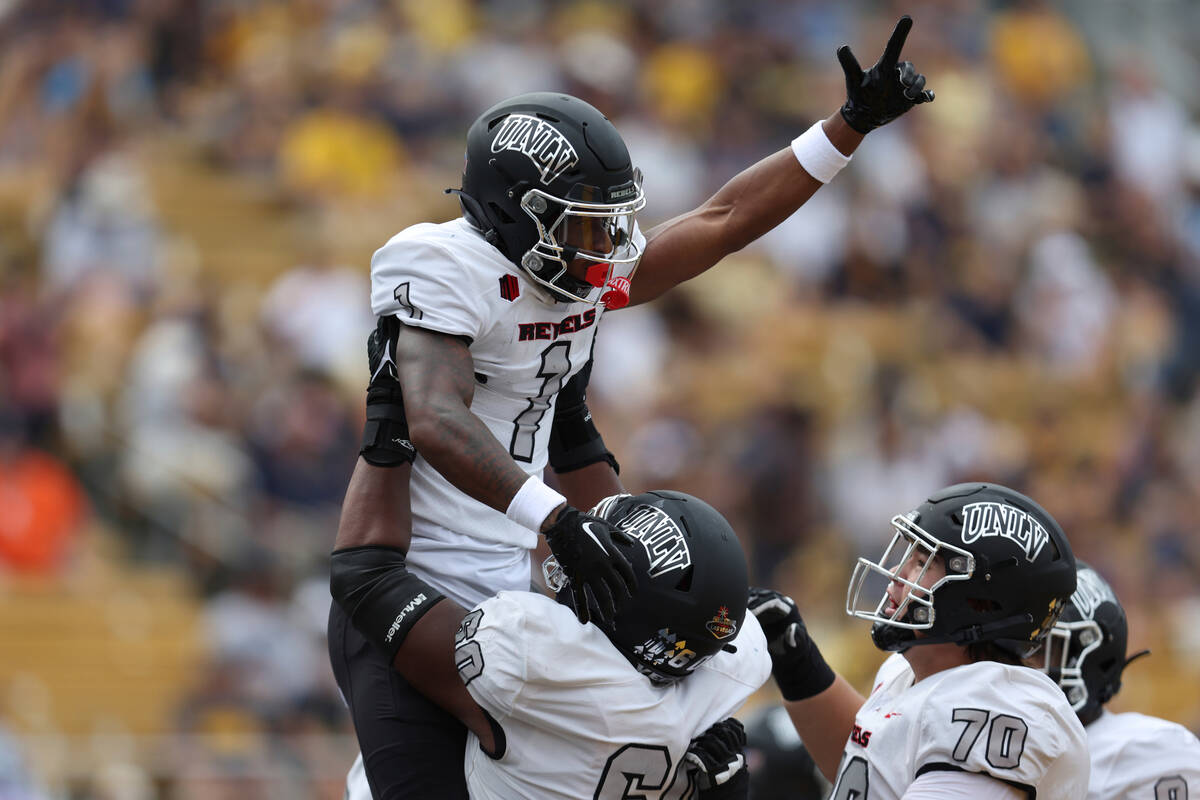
left=328, top=600, right=469, bottom=799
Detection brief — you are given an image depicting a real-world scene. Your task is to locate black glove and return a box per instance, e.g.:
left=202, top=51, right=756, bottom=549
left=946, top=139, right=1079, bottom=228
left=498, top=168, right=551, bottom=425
left=544, top=506, right=636, bottom=625
left=748, top=587, right=836, bottom=702
left=359, top=315, right=416, bottom=467
left=837, top=15, right=935, bottom=134
left=685, top=718, right=749, bottom=799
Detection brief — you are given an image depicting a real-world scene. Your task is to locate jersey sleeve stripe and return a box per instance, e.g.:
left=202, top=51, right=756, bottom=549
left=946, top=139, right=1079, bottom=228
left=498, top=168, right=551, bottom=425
left=914, top=762, right=1037, bottom=799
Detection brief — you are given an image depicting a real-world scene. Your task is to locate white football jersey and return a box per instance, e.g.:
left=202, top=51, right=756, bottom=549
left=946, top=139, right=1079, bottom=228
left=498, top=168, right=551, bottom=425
left=829, top=653, right=1090, bottom=800
left=1084, top=710, right=1200, bottom=800
left=370, top=217, right=643, bottom=608
left=457, top=591, right=771, bottom=800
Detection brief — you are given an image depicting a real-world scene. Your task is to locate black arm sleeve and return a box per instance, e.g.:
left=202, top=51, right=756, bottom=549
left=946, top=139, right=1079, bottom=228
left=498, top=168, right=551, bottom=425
left=330, top=545, right=445, bottom=661
left=548, top=358, right=619, bottom=474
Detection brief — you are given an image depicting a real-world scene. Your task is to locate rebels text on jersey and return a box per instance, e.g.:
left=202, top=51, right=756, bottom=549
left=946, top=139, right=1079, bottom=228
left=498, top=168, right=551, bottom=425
left=830, top=653, right=1090, bottom=800
left=1084, top=710, right=1200, bottom=800
left=370, top=218, right=643, bottom=608
left=456, top=591, right=771, bottom=800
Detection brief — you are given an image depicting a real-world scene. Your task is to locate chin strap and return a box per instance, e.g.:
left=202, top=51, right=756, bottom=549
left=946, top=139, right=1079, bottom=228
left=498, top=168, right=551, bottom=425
left=950, top=613, right=1036, bottom=645
left=884, top=613, right=1037, bottom=651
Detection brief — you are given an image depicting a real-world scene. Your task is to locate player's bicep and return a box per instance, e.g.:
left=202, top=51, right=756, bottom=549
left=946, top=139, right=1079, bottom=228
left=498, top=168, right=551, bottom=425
left=392, top=324, right=476, bottom=416
left=629, top=208, right=724, bottom=306
left=391, top=599, right=497, bottom=746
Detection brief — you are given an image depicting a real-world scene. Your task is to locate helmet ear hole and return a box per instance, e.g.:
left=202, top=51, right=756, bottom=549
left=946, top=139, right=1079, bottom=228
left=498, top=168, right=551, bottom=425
left=488, top=202, right=515, bottom=225
left=967, top=597, right=1001, bottom=613
left=674, top=567, right=694, bottom=592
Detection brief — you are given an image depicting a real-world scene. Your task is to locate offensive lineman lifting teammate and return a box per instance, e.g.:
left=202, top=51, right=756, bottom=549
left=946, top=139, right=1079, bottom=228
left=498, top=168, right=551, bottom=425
left=338, top=451, right=772, bottom=799
left=329, top=17, right=934, bottom=798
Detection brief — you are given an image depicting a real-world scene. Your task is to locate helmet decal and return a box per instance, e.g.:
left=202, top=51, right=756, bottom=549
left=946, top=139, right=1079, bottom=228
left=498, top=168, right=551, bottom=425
left=960, top=501, right=1051, bottom=561
left=1030, top=595, right=1068, bottom=642
left=705, top=606, right=738, bottom=640
left=1070, top=566, right=1118, bottom=619
left=632, top=628, right=708, bottom=680
left=489, top=114, right=579, bottom=185
left=615, top=504, right=692, bottom=579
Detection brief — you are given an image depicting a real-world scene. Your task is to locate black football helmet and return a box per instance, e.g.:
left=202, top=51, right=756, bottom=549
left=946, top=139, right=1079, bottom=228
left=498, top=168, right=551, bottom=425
left=846, top=483, right=1076, bottom=658
left=543, top=491, right=749, bottom=685
left=1038, top=561, right=1149, bottom=724
left=452, top=92, right=646, bottom=305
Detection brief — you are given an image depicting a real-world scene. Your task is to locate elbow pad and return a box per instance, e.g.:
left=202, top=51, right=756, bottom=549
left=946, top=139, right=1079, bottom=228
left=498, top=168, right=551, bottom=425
left=330, top=546, right=445, bottom=661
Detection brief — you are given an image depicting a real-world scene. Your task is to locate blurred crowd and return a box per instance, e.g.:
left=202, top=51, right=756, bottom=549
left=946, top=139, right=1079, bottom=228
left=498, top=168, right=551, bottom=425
left=1, top=0, right=1199, bottom=796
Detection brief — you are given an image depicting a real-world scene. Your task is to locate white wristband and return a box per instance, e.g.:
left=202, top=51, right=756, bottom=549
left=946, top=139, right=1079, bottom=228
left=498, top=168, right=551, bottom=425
left=791, top=121, right=852, bottom=184
left=506, top=476, right=567, bottom=532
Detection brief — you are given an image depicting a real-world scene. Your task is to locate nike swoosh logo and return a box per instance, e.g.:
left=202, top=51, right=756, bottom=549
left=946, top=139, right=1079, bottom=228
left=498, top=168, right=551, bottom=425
left=580, top=522, right=606, bottom=550
left=370, top=341, right=398, bottom=383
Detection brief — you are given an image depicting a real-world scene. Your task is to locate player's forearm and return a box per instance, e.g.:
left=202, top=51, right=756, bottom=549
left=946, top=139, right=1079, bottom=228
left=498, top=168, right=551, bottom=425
left=409, top=402, right=533, bottom=515
left=703, top=111, right=862, bottom=251
left=553, top=461, right=624, bottom=510
left=632, top=111, right=861, bottom=305
left=334, top=458, right=414, bottom=551
left=396, top=325, right=540, bottom=519
left=783, top=674, right=865, bottom=782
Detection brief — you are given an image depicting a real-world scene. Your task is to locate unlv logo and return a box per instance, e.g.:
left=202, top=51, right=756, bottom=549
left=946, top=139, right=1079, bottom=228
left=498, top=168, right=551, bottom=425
left=1071, top=567, right=1117, bottom=619
left=490, top=114, right=579, bottom=185
left=617, top=505, right=692, bottom=579
left=960, top=502, right=1050, bottom=562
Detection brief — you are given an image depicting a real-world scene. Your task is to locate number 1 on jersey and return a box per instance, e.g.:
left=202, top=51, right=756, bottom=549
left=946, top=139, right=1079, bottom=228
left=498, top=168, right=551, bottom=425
left=509, top=342, right=571, bottom=462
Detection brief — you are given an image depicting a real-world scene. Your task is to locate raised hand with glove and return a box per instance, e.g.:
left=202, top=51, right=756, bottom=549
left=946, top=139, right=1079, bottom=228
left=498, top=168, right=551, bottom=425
left=837, top=15, right=935, bottom=134
left=747, top=587, right=836, bottom=702
left=788, top=15, right=933, bottom=190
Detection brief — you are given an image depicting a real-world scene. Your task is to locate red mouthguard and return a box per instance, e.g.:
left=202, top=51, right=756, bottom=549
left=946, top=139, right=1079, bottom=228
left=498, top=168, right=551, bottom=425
left=601, top=276, right=631, bottom=310
left=584, top=262, right=610, bottom=288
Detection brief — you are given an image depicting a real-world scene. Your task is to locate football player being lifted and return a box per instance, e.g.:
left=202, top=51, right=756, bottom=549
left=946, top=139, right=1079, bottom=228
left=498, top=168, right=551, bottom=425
left=752, top=483, right=1091, bottom=799
left=331, top=16, right=933, bottom=798
left=1037, top=562, right=1200, bottom=799
left=335, top=449, right=772, bottom=799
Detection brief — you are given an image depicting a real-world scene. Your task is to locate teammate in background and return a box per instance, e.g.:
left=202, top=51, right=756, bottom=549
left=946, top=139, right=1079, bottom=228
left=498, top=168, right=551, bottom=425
left=751, top=483, right=1090, bottom=799
left=741, top=705, right=829, bottom=800
left=1039, top=562, right=1200, bottom=799
left=333, top=16, right=934, bottom=797
left=335, top=454, right=771, bottom=799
